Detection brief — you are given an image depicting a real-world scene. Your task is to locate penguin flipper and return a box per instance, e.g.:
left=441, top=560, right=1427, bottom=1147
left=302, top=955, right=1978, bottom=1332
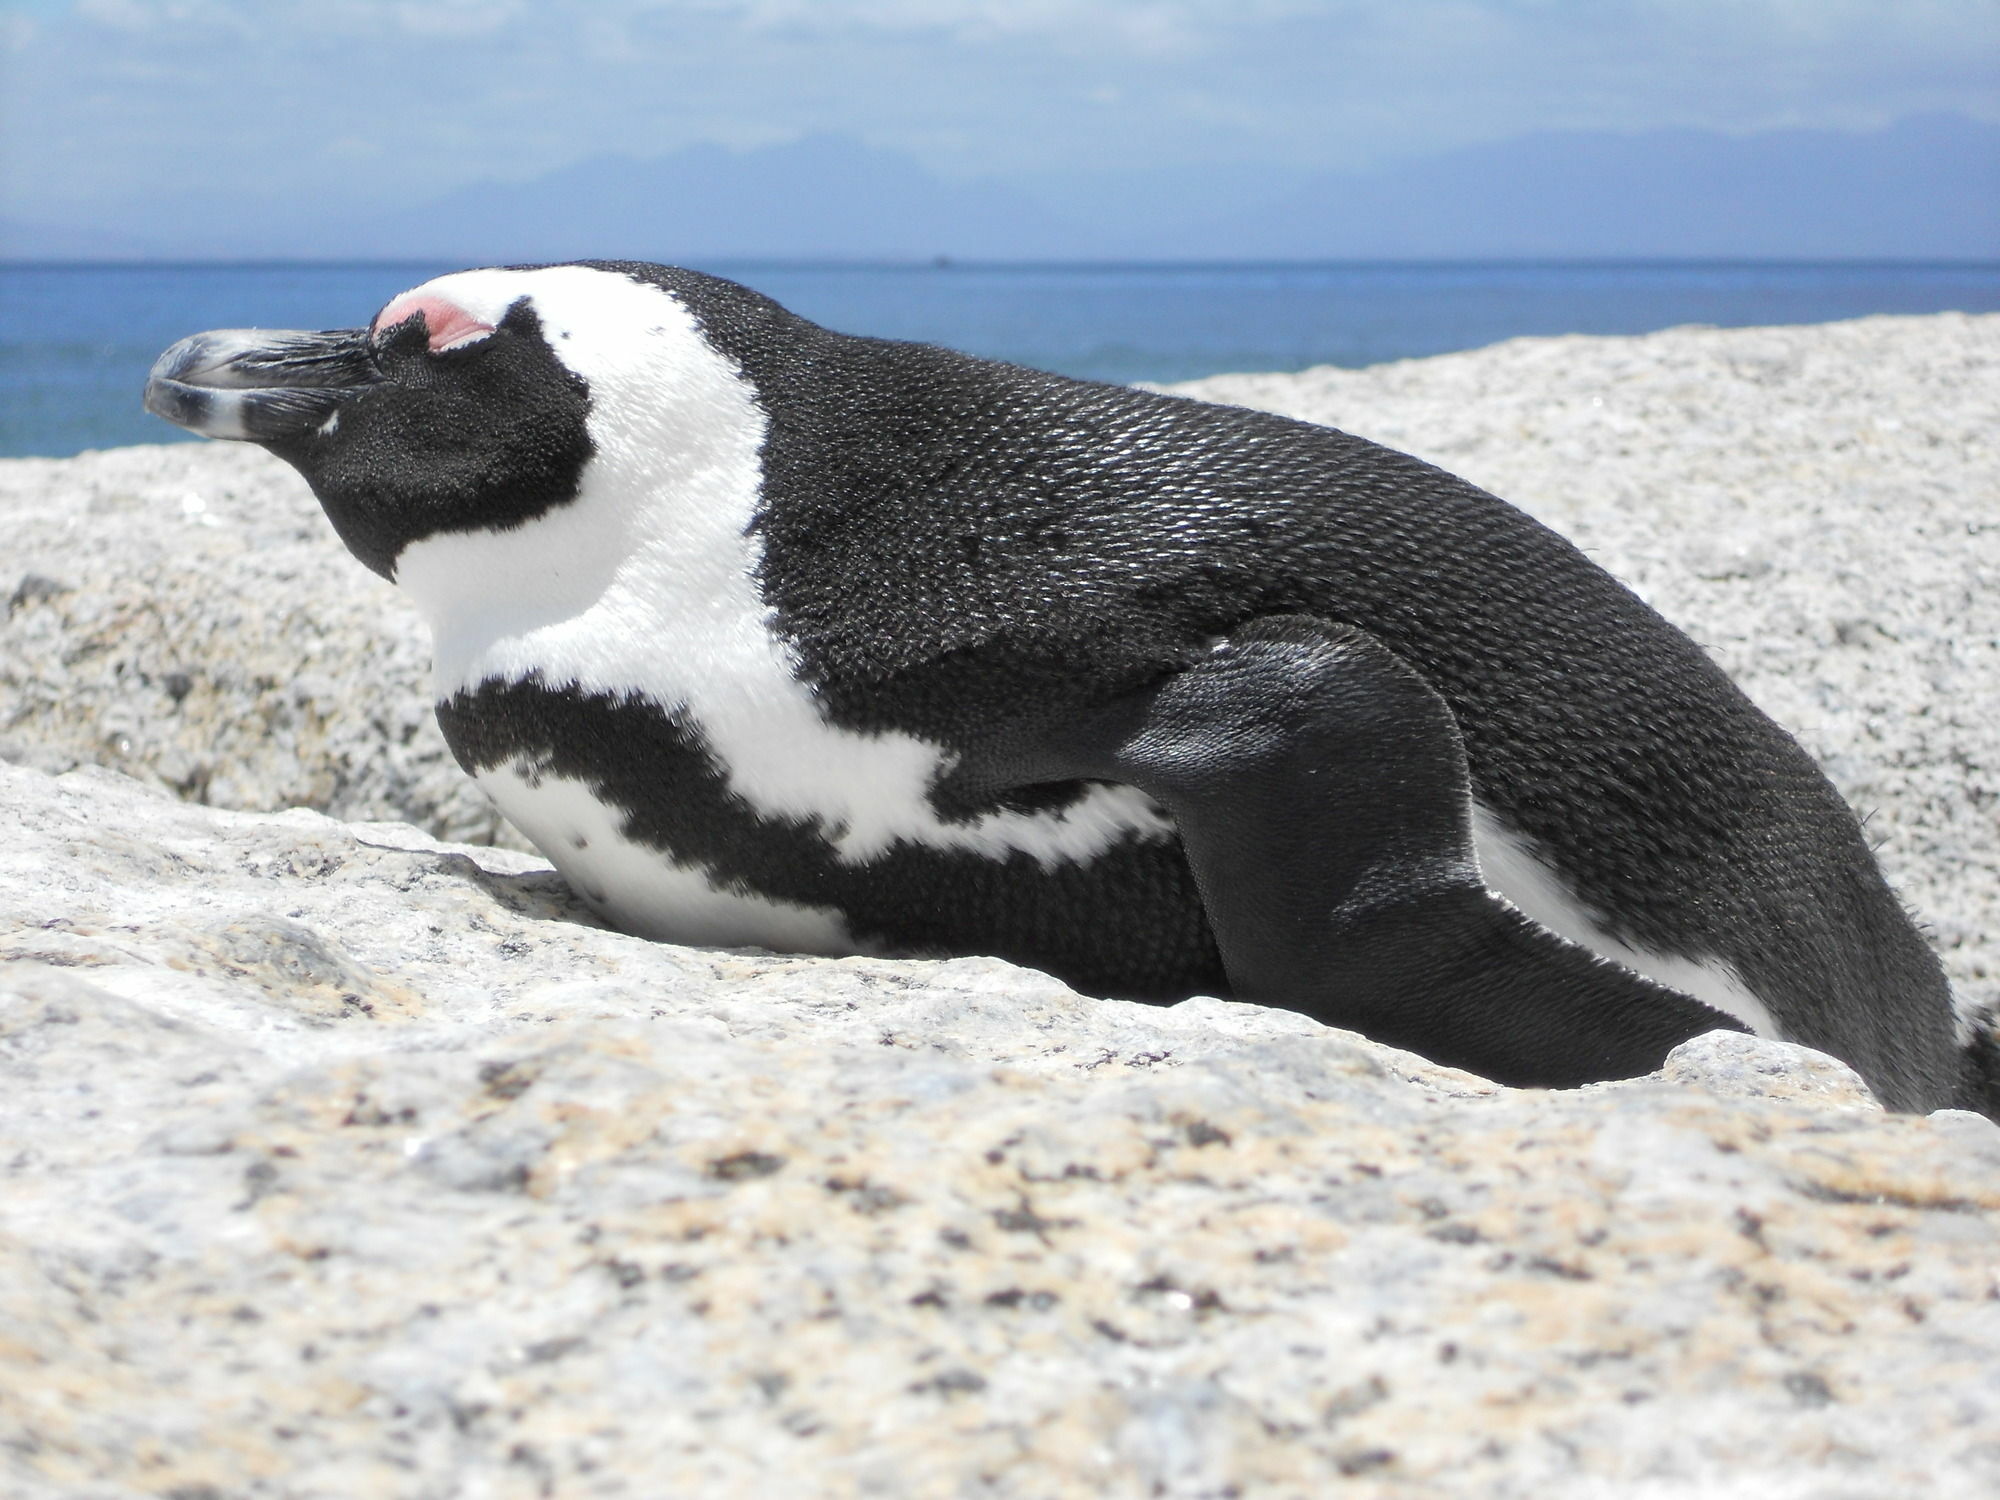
left=1000, top=615, right=1747, bottom=1088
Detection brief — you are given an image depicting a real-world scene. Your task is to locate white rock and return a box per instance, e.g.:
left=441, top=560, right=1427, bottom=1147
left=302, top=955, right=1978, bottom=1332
left=3, top=748, right=1999, bottom=1497
left=1660, top=1030, right=1882, bottom=1111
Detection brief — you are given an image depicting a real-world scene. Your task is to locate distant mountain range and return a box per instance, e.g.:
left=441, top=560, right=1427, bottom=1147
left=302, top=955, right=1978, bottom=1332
left=7, top=114, right=1996, bottom=262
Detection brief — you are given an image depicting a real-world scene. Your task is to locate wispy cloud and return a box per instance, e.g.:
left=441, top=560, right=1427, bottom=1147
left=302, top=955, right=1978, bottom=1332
left=2, top=0, right=1993, bottom=232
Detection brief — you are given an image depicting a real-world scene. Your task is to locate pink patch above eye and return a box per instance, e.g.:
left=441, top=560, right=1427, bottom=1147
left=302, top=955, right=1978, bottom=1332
left=372, top=293, right=495, bottom=352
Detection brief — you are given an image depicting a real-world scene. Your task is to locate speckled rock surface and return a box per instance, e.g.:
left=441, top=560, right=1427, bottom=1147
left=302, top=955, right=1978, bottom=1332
left=0, top=442, right=518, bottom=848
left=4, top=761, right=2000, bottom=1498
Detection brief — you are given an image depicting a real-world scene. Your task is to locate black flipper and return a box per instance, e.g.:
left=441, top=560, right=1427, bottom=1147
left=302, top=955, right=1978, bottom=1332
left=981, top=616, right=1748, bottom=1088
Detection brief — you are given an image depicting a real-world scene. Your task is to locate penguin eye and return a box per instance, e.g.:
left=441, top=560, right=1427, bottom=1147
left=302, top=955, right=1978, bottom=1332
left=371, top=292, right=496, bottom=354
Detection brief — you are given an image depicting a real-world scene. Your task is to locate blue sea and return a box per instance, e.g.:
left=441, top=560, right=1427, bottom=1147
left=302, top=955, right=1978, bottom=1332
left=3, top=260, right=1997, bottom=459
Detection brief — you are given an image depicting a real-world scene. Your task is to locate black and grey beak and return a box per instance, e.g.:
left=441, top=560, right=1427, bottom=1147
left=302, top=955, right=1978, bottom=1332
left=144, top=328, right=377, bottom=445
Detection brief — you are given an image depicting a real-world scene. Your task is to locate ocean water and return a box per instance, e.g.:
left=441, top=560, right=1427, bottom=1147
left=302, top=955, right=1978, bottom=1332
left=3, top=259, right=1996, bottom=459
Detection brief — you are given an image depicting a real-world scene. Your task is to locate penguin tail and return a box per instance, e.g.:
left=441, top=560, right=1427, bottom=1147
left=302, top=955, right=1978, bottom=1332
left=1953, top=995, right=2000, bottom=1121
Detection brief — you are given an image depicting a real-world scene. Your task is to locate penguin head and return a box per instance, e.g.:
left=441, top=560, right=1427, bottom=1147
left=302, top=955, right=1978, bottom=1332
left=144, top=262, right=772, bottom=583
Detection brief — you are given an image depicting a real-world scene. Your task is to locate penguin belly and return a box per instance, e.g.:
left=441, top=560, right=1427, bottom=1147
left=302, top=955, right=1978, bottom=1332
left=476, top=757, right=863, bottom=955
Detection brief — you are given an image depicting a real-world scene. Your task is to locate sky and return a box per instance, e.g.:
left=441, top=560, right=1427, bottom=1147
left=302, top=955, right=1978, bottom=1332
left=2, top=0, right=1997, bottom=244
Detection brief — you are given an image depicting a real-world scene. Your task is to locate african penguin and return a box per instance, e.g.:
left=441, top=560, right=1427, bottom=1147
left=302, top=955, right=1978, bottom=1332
left=144, top=261, right=1995, bottom=1114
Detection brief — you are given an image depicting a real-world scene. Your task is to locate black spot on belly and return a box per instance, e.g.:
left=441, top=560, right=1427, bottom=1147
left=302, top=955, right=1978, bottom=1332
left=436, top=674, right=1223, bottom=1000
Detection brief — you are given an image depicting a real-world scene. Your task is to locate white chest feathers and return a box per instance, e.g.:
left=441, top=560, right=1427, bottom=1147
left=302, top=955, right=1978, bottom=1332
left=387, top=265, right=1172, bottom=950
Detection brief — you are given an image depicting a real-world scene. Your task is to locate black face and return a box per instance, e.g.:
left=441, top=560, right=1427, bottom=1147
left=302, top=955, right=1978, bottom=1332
left=145, top=295, right=594, bottom=580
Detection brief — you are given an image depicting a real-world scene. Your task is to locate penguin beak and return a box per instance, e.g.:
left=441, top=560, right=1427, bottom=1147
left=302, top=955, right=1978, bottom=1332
left=144, top=328, right=378, bottom=445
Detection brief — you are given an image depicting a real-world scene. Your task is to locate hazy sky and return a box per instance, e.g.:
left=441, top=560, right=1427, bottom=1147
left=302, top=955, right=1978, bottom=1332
left=4, top=0, right=1997, bottom=228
